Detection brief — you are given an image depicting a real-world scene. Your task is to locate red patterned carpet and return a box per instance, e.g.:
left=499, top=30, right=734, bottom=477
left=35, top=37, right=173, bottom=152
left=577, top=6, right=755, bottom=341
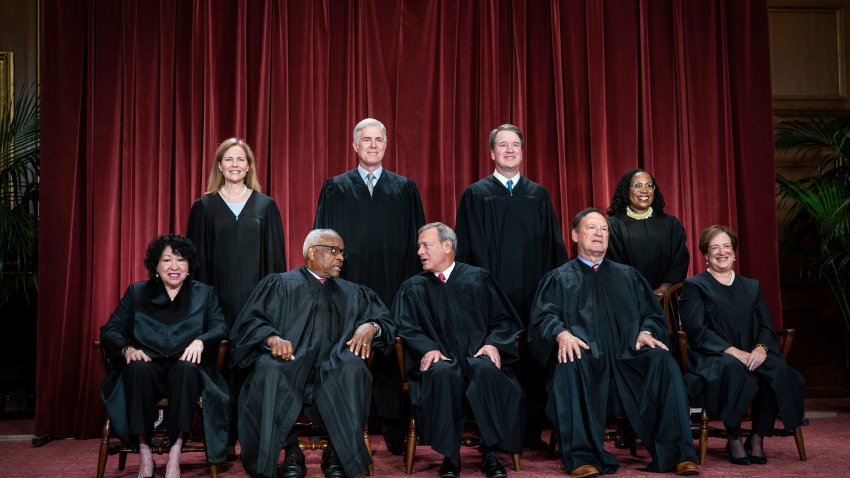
left=1, top=399, right=848, bottom=478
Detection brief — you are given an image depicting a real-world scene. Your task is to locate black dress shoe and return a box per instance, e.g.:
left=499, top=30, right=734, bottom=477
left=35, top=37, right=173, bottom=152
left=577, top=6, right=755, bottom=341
left=279, top=447, right=306, bottom=478
left=321, top=445, right=346, bottom=478
left=726, top=441, right=750, bottom=465
left=438, top=456, right=460, bottom=478
left=386, top=437, right=406, bottom=456
left=744, top=437, right=767, bottom=464
left=481, top=451, right=507, bottom=478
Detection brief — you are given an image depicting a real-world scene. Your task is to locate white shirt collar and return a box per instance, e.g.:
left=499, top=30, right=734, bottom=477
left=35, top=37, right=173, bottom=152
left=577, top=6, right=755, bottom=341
left=358, top=165, right=383, bottom=182
left=434, top=261, right=456, bottom=281
left=492, top=170, right=521, bottom=189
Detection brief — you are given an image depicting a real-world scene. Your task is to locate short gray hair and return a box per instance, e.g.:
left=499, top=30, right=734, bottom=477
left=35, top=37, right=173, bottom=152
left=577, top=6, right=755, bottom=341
left=418, top=222, right=457, bottom=252
left=303, top=229, right=340, bottom=258
left=353, top=118, right=388, bottom=143
left=488, top=124, right=525, bottom=150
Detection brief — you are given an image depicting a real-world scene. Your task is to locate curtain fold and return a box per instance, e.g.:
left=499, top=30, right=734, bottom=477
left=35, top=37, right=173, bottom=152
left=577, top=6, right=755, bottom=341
left=40, top=0, right=779, bottom=438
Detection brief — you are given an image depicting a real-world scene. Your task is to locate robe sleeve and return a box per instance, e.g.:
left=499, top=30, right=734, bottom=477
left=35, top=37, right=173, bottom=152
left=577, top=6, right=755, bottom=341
left=662, top=216, right=690, bottom=284
left=528, top=271, right=569, bottom=366
left=605, top=218, right=626, bottom=265
left=100, top=284, right=137, bottom=363
left=313, top=179, right=333, bottom=229
left=633, top=272, right=670, bottom=343
left=229, top=274, right=288, bottom=369
left=482, top=272, right=523, bottom=363
left=392, top=283, right=443, bottom=362
left=753, top=283, right=780, bottom=353
left=540, top=188, right=568, bottom=268
left=352, top=285, right=395, bottom=353
left=186, top=198, right=211, bottom=284
left=263, top=198, right=287, bottom=272
left=679, top=280, right=733, bottom=354
left=454, top=188, right=484, bottom=266
left=404, top=182, right=427, bottom=279
left=197, top=286, right=229, bottom=361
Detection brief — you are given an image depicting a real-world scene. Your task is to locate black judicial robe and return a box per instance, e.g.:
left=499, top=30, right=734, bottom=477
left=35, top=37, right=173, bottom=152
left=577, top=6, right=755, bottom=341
left=229, top=268, right=394, bottom=478
left=313, top=169, right=425, bottom=307
left=393, top=263, right=526, bottom=458
left=187, top=191, right=286, bottom=326
left=607, top=213, right=689, bottom=290
left=528, top=259, right=696, bottom=473
left=455, top=175, right=567, bottom=321
left=99, top=280, right=230, bottom=462
left=679, top=271, right=805, bottom=432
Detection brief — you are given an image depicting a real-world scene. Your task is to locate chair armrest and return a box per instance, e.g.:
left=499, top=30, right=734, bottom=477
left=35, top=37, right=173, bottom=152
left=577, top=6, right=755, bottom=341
left=215, top=340, right=229, bottom=371
left=776, top=329, right=795, bottom=358
left=674, top=331, right=689, bottom=374
left=92, top=340, right=112, bottom=374
left=394, top=337, right=406, bottom=379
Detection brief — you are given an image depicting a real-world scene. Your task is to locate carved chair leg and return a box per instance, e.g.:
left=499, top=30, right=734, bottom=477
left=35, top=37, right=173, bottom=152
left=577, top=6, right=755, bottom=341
left=404, top=416, right=417, bottom=474
left=794, top=426, right=807, bottom=461
left=698, top=410, right=709, bottom=465
left=118, top=451, right=127, bottom=470
left=364, top=424, right=374, bottom=476
left=96, top=419, right=110, bottom=478
left=511, top=453, right=520, bottom=471
left=209, top=463, right=218, bottom=478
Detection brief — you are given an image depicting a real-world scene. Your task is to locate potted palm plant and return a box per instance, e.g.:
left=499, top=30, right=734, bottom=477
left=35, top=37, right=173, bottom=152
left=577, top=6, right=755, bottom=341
left=775, top=114, right=850, bottom=389
left=0, top=83, right=39, bottom=305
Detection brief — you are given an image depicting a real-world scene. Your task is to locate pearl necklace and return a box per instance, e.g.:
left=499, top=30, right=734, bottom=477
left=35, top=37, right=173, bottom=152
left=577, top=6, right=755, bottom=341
left=710, top=269, right=735, bottom=286
left=626, top=206, right=653, bottom=220
left=219, top=185, right=248, bottom=200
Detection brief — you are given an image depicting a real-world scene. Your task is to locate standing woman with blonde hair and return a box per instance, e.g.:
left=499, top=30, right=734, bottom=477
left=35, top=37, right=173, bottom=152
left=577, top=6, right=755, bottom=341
left=186, top=137, right=286, bottom=457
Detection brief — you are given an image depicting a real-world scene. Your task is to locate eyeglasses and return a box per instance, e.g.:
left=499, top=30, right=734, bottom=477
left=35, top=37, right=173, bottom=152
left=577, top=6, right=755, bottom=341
left=314, top=244, right=348, bottom=258
left=631, top=182, right=656, bottom=191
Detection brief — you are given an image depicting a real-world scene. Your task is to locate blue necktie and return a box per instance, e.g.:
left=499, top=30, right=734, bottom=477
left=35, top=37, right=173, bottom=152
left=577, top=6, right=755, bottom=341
left=507, top=179, right=514, bottom=196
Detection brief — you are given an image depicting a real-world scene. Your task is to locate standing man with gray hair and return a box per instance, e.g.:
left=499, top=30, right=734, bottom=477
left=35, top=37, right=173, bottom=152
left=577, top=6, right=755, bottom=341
left=393, top=222, right=525, bottom=478
left=314, top=118, right=426, bottom=454
left=455, top=124, right=567, bottom=449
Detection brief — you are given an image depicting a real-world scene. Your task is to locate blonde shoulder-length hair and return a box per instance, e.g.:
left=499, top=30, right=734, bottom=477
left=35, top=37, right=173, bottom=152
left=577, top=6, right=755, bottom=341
left=205, top=137, right=263, bottom=194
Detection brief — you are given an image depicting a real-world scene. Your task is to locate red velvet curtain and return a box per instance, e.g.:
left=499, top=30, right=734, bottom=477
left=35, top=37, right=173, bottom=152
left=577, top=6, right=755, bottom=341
left=39, top=0, right=780, bottom=437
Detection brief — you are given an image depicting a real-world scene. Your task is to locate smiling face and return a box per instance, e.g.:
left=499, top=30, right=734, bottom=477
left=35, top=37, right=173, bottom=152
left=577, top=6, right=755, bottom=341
left=307, top=233, right=346, bottom=278
left=218, top=145, right=249, bottom=185
left=417, top=227, right=453, bottom=273
left=628, top=171, right=655, bottom=214
left=490, top=130, right=523, bottom=177
left=571, top=211, right=609, bottom=261
left=705, top=232, right=736, bottom=274
left=157, top=246, right=189, bottom=291
left=353, top=125, right=387, bottom=171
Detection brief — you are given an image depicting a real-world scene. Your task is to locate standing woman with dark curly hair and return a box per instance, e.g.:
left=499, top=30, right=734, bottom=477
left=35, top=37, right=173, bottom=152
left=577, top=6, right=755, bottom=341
left=100, top=234, right=229, bottom=478
left=606, top=169, right=689, bottom=299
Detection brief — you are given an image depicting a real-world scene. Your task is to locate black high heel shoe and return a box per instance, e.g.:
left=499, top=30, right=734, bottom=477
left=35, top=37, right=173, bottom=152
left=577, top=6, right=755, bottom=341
left=726, top=441, right=750, bottom=465
left=745, top=436, right=768, bottom=465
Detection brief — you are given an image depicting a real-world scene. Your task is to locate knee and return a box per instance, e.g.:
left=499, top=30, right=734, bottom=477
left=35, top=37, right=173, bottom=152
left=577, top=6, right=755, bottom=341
left=123, top=360, right=156, bottom=379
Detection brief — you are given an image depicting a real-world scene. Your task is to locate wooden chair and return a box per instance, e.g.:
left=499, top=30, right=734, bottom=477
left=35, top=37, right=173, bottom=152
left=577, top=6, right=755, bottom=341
left=395, top=337, right=522, bottom=474
left=662, top=282, right=807, bottom=465
left=93, top=340, right=227, bottom=478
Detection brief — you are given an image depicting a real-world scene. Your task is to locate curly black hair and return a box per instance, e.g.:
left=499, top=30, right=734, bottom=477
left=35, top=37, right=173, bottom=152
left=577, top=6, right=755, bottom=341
left=606, top=168, right=666, bottom=216
left=143, top=234, right=200, bottom=280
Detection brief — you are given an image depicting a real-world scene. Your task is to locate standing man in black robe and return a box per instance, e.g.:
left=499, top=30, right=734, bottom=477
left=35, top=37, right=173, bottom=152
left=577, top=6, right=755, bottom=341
left=229, top=229, right=394, bottom=478
left=314, top=117, right=426, bottom=453
left=528, top=208, right=699, bottom=477
left=394, top=222, right=525, bottom=478
left=455, top=123, right=567, bottom=449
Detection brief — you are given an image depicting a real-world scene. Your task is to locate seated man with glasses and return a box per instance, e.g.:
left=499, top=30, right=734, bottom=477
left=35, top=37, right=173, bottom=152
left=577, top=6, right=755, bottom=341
left=230, top=229, right=394, bottom=478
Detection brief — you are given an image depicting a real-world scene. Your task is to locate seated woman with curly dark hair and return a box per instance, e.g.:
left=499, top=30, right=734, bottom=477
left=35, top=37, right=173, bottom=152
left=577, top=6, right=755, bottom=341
left=606, top=168, right=689, bottom=299
left=679, top=225, right=805, bottom=465
left=100, top=234, right=229, bottom=478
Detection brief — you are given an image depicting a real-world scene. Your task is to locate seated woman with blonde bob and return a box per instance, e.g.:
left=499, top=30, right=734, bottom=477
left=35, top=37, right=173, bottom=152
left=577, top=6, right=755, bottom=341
left=679, top=225, right=804, bottom=466
left=100, top=234, right=229, bottom=478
